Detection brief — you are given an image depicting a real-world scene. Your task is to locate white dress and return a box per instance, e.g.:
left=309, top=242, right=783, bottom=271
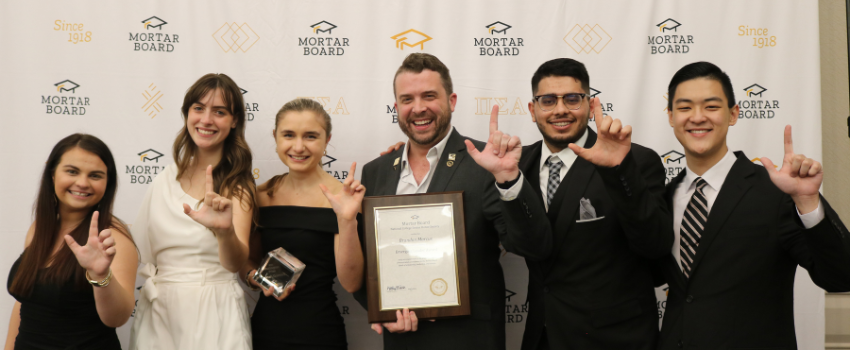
left=130, top=163, right=251, bottom=350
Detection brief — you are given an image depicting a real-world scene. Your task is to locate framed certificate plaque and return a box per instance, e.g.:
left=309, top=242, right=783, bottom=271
left=363, top=191, right=470, bottom=323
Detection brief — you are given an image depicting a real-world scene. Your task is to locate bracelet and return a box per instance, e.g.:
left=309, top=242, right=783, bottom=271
left=86, top=269, right=112, bottom=288
left=246, top=270, right=260, bottom=291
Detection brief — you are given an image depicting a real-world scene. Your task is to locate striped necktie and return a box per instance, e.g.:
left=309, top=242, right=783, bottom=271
left=680, top=177, right=708, bottom=279
left=546, top=155, right=563, bottom=209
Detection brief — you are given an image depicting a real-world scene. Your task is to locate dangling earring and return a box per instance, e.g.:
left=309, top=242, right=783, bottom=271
left=323, top=149, right=327, bottom=156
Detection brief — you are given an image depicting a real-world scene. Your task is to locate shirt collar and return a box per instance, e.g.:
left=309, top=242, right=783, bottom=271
left=539, top=128, right=589, bottom=172
left=683, top=149, right=736, bottom=192
left=401, top=125, right=454, bottom=169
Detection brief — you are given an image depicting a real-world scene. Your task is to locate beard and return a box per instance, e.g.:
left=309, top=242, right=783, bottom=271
left=399, top=107, right=452, bottom=147
left=536, top=111, right=589, bottom=151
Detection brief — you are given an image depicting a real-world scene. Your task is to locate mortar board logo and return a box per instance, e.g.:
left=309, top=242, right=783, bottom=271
left=138, top=149, right=164, bottom=162
left=589, top=87, right=601, bottom=98
left=661, top=150, right=685, bottom=164
left=322, top=154, right=337, bottom=168
left=142, top=16, right=167, bottom=30
left=505, top=289, right=517, bottom=302
left=54, top=80, right=79, bottom=93
left=391, top=29, right=432, bottom=50
left=657, top=18, right=681, bottom=32
left=240, top=88, right=248, bottom=95
left=743, top=84, right=767, bottom=97
left=311, top=21, right=337, bottom=34
left=486, top=21, right=511, bottom=35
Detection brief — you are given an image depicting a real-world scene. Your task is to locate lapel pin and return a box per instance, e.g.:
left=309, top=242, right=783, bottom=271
left=448, top=153, right=456, bottom=161
left=447, top=160, right=455, bottom=167
left=393, top=157, right=400, bottom=170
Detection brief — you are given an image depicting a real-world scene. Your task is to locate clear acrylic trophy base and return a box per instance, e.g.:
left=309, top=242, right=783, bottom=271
left=252, top=247, right=306, bottom=298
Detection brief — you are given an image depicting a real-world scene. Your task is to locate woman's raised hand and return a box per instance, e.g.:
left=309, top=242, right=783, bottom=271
left=320, top=162, right=365, bottom=221
left=183, top=165, right=234, bottom=236
left=64, top=211, right=115, bottom=280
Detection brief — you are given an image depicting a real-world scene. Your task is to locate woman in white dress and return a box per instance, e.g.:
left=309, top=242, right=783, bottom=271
left=130, top=73, right=256, bottom=350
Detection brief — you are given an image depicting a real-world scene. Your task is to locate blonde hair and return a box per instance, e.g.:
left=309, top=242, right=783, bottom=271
left=274, top=98, right=332, bottom=138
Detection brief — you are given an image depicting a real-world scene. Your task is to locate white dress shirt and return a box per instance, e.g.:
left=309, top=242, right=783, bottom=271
left=672, top=150, right=824, bottom=271
left=396, top=126, right=453, bottom=195
left=498, top=131, right=589, bottom=212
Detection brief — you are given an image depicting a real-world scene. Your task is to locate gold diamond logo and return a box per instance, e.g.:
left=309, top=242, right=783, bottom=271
left=142, top=83, right=163, bottom=119
left=564, top=24, right=612, bottom=54
left=213, top=22, right=260, bottom=53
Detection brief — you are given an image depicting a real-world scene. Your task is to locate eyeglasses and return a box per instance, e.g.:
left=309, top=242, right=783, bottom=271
left=532, top=93, right=587, bottom=112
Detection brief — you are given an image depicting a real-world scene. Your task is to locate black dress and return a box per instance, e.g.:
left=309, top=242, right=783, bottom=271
left=252, top=206, right=352, bottom=350
left=6, top=255, right=121, bottom=350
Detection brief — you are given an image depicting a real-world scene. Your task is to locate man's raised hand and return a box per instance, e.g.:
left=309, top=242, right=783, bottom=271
left=567, top=97, right=631, bottom=168
left=465, top=104, right=522, bottom=183
left=759, top=125, right=822, bottom=214
left=183, top=165, right=234, bottom=236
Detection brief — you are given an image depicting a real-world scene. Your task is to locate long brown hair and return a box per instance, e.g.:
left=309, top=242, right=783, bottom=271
left=173, top=73, right=256, bottom=211
left=258, top=98, right=333, bottom=198
left=10, top=134, right=131, bottom=296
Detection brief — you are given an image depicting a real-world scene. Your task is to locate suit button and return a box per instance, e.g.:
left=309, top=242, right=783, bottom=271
left=686, top=295, right=694, bottom=303
left=619, top=175, right=625, bottom=181
left=677, top=340, right=683, bottom=348
left=543, top=287, right=550, bottom=293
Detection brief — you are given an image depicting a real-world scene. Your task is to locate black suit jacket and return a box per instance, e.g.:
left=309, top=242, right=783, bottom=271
left=356, top=129, right=552, bottom=350
left=504, top=129, right=673, bottom=350
left=658, top=151, right=850, bottom=349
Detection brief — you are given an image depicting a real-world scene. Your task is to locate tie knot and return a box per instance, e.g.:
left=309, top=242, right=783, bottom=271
left=695, top=177, right=707, bottom=190
left=547, top=155, right=563, bottom=168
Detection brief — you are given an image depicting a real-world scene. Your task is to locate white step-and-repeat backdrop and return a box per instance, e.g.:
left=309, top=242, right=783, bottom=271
left=0, top=1, right=824, bottom=349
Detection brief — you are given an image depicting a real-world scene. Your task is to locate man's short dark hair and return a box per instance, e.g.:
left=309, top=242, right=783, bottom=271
left=393, top=53, right=453, bottom=96
left=531, top=58, right=590, bottom=95
left=667, top=61, right=736, bottom=111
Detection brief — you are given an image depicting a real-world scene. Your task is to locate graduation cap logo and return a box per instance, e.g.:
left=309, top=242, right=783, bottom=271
left=311, top=21, right=337, bottom=34
left=138, top=149, right=164, bottom=162
left=743, top=84, right=767, bottom=97
left=589, top=87, right=601, bottom=98
left=54, top=80, right=79, bottom=93
left=142, top=16, right=167, bottom=30
left=322, top=154, right=337, bottom=168
left=661, top=150, right=685, bottom=164
left=656, top=18, right=681, bottom=32
left=485, top=21, right=512, bottom=35
left=391, top=29, right=432, bottom=50
left=505, top=289, right=517, bottom=302
left=240, top=88, right=248, bottom=95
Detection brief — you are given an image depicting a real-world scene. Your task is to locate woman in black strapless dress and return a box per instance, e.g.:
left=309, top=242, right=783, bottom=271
left=242, top=98, right=365, bottom=350
left=5, top=134, right=138, bottom=350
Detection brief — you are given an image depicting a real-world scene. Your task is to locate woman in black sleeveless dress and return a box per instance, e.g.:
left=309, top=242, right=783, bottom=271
left=241, top=98, right=365, bottom=349
left=5, top=134, right=138, bottom=350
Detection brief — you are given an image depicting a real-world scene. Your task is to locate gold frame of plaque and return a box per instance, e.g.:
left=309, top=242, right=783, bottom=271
left=363, top=191, right=470, bottom=323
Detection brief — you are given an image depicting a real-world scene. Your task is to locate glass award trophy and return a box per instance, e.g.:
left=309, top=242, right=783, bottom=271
left=252, top=247, right=306, bottom=298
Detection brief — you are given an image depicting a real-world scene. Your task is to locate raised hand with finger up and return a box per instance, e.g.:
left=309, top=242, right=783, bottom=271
left=567, top=97, right=632, bottom=168
left=183, top=165, right=234, bottom=236
left=759, top=125, right=823, bottom=214
left=465, top=104, right=522, bottom=183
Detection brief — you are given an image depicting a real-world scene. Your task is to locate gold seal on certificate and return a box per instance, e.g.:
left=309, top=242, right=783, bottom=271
left=363, top=192, right=471, bottom=323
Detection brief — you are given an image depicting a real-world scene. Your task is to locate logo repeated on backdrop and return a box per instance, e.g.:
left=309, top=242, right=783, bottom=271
left=298, top=97, right=350, bottom=115
left=588, top=87, right=612, bottom=120
left=474, top=97, right=528, bottom=116
left=126, top=149, right=167, bottom=184
left=241, top=88, right=257, bottom=121
left=475, top=21, right=523, bottom=56
left=564, top=24, right=612, bottom=54
left=391, top=29, right=432, bottom=50
left=663, top=92, right=669, bottom=112
left=55, top=20, right=92, bottom=44
left=141, top=83, right=164, bottom=118
left=322, top=154, right=349, bottom=180
left=299, top=20, right=349, bottom=56
left=387, top=104, right=398, bottom=123
left=739, top=84, right=779, bottom=119
left=130, top=16, right=180, bottom=52
left=648, top=18, right=693, bottom=54
left=660, top=150, right=686, bottom=183
left=213, top=22, right=259, bottom=53
left=504, top=289, right=528, bottom=324
left=42, top=80, right=89, bottom=115
left=738, top=25, right=776, bottom=48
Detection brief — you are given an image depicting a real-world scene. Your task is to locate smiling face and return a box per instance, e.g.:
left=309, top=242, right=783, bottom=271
left=394, top=69, right=456, bottom=148
left=668, top=77, right=739, bottom=162
left=53, top=147, right=107, bottom=213
left=274, top=110, right=330, bottom=172
left=186, top=88, right=236, bottom=152
left=529, top=76, right=590, bottom=152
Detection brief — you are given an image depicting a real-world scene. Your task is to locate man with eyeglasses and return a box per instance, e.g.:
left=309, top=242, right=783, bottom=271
left=467, top=58, right=672, bottom=349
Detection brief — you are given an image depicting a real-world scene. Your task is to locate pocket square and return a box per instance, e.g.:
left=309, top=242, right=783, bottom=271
left=576, top=216, right=606, bottom=223
left=579, top=197, right=597, bottom=220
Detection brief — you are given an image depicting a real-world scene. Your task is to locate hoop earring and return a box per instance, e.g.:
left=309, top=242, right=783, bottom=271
left=323, top=149, right=327, bottom=156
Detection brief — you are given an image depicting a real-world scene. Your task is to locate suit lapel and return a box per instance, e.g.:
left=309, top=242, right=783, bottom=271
left=687, top=152, right=755, bottom=279
left=519, top=141, right=544, bottom=208
left=545, top=130, right=597, bottom=273
left=426, top=129, right=465, bottom=193
left=377, top=146, right=405, bottom=196
left=665, top=170, right=689, bottom=288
